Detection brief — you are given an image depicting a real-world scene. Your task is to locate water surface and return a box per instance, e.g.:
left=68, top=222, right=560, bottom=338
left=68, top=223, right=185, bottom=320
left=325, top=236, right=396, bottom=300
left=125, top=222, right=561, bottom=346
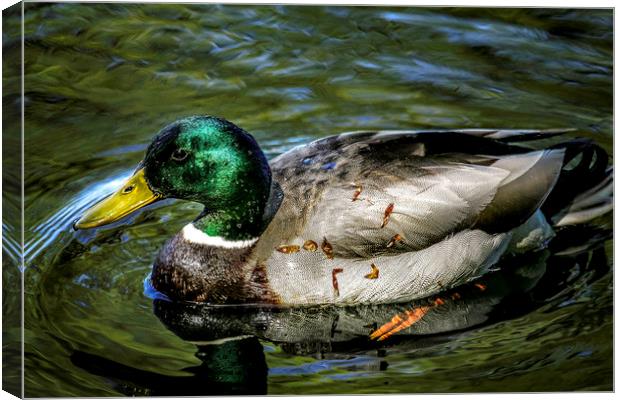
left=2, top=4, right=613, bottom=396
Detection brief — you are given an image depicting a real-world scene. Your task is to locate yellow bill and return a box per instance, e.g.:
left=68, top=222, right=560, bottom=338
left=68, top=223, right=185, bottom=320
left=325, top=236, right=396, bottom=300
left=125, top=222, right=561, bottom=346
left=74, top=168, right=161, bottom=229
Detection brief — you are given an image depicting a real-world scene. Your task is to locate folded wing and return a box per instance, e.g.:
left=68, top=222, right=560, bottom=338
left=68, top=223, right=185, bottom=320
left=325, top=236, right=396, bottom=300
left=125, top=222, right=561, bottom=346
left=268, top=131, right=566, bottom=259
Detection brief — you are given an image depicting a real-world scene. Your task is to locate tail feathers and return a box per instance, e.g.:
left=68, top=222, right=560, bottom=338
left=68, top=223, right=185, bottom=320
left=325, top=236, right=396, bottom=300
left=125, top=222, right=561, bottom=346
left=461, top=131, right=611, bottom=227
left=540, top=137, right=612, bottom=226
left=552, top=168, right=613, bottom=227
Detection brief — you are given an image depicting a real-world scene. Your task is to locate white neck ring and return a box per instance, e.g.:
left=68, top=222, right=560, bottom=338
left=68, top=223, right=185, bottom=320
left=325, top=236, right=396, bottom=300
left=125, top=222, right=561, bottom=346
left=181, top=224, right=258, bottom=249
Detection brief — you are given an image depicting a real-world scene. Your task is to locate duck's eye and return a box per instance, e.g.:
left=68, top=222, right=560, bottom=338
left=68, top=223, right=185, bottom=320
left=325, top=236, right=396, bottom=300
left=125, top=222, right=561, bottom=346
left=171, top=149, right=189, bottom=162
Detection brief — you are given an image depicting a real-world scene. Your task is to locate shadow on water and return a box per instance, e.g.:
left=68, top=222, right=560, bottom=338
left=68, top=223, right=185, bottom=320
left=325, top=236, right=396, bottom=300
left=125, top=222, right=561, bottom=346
left=70, top=225, right=610, bottom=395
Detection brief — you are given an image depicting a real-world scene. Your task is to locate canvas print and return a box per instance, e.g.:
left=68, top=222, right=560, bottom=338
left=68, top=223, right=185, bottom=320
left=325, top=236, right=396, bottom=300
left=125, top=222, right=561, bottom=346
left=2, top=2, right=613, bottom=397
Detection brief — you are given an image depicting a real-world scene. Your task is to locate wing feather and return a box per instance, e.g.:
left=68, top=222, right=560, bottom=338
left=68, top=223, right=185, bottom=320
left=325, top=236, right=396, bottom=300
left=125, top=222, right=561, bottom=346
left=474, top=149, right=565, bottom=232
left=297, top=162, right=509, bottom=258
left=263, top=131, right=565, bottom=260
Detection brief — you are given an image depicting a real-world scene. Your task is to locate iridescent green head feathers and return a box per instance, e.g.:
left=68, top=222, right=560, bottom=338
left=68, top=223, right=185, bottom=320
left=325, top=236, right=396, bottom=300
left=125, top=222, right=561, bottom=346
left=75, top=116, right=273, bottom=240
left=143, top=116, right=273, bottom=239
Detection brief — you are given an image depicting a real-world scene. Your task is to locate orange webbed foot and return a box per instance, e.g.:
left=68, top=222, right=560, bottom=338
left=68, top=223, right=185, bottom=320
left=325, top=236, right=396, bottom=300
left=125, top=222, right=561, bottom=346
left=370, top=297, right=447, bottom=341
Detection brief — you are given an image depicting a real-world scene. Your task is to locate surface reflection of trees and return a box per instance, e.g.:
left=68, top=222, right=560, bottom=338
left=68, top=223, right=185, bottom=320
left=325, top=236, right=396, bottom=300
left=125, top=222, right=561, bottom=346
left=71, top=225, right=609, bottom=395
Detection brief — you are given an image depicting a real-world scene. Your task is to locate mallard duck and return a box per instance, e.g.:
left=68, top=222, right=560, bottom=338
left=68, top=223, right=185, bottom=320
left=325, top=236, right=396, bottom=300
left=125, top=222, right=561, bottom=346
left=75, top=116, right=613, bottom=305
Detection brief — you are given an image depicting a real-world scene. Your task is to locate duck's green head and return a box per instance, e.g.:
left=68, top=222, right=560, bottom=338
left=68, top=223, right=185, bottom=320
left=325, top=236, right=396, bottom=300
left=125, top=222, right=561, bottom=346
left=75, top=116, right=272, bottom=240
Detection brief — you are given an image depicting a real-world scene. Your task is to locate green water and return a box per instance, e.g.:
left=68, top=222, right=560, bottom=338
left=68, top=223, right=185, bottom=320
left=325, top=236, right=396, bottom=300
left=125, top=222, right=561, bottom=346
left=2, top=4, right=613, bottom=396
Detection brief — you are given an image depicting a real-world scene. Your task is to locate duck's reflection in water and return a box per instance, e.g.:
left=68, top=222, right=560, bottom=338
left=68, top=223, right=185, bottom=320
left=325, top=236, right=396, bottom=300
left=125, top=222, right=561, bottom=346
left=71, top=226, right=609, bottom=395
left=71, top=335, right=267, bottom=395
